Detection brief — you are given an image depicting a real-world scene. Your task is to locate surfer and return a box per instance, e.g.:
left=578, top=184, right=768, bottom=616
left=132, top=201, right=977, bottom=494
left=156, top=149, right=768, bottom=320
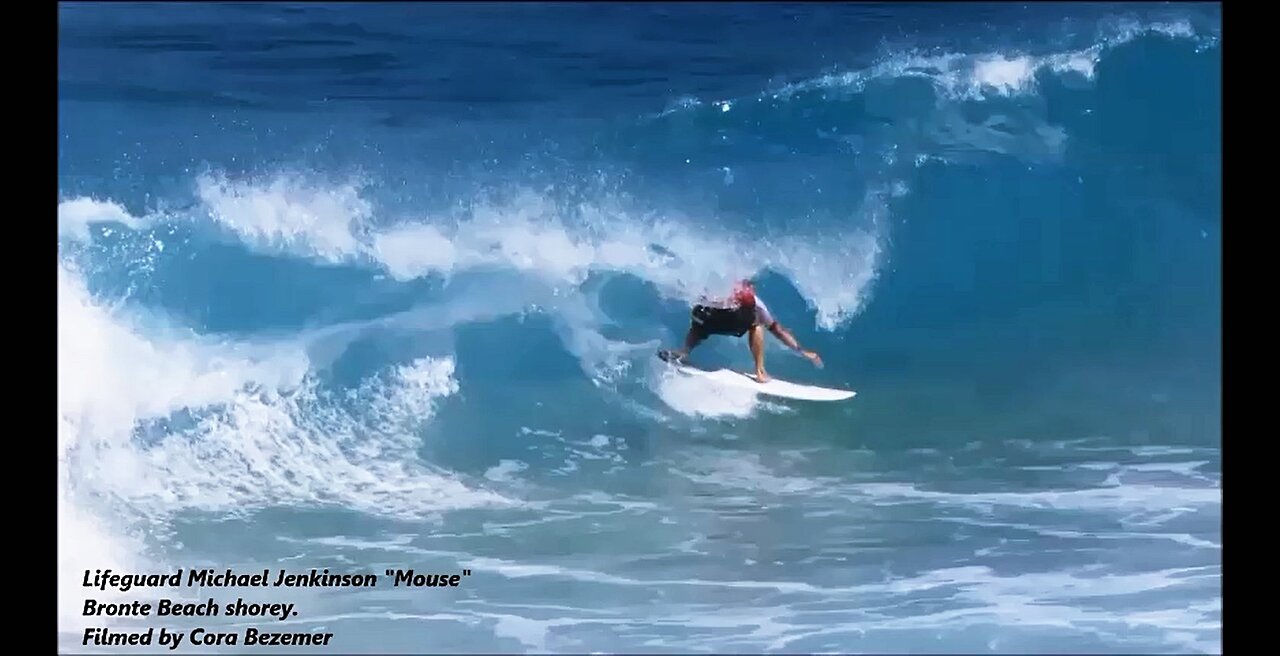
left=663, top=279, right=822, bottom=383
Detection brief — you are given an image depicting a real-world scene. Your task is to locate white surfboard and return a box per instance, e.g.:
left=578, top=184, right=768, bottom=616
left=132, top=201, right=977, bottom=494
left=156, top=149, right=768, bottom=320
left=658, top=350, right=855, bottom=402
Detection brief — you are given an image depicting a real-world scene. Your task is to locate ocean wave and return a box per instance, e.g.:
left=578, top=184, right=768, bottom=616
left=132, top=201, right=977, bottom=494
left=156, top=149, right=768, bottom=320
left=57, top=7, right=1220, bottom=651
left=653, top=17, right=1215, bottom=117
left=63, top=172, right=888, bottom=331
left=57, top=262, right=510, bottom=628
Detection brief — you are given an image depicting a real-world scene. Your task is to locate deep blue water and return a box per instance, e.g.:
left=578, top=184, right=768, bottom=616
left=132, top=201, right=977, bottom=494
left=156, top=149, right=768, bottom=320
left=59, top=3, right=1221, bottom=653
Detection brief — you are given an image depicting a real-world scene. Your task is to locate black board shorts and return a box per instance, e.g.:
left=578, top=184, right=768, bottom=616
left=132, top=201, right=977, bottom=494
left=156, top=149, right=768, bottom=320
left=690, top=304, right=756, bottom=339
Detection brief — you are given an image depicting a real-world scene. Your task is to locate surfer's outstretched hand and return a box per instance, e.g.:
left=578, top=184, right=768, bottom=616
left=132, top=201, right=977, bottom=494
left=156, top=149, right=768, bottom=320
left=802, top=350, right=823, bottom=368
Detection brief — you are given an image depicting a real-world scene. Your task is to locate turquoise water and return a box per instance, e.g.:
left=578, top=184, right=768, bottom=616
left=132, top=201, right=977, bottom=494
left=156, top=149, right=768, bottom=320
left=59, top=3, right=1221, bottom=652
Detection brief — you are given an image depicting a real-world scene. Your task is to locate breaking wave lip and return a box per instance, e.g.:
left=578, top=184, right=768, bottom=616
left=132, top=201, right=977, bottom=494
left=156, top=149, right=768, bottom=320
left=195, top=170, right=373, bottom=261
left=197, top=175, right=888, bottom=331
left=793, top=21, right=1202, bottom=100
left=65, top=170, right=890, bottom=332
left=58, top=197, right=150, bottom=240
left=654, top=17, right=1215, bottom=116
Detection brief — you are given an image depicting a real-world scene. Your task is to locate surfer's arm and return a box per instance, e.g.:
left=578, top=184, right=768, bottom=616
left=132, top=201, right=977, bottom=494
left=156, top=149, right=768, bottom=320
left=768, top=323, right=823, bottom=367
left=767, top=322, right=802, bottom=350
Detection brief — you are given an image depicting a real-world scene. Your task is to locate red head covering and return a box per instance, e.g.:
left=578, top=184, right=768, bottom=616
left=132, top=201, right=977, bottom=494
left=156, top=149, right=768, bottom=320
left=731, top=279, right=756, bottom=307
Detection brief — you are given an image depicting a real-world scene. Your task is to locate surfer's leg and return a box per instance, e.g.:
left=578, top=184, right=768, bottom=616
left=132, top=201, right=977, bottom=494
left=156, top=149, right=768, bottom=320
left=665, top=321, right=706, bottom=363
left=678, top=324, right=706, bottom=358
left=749, top=324, right=769, bottom=382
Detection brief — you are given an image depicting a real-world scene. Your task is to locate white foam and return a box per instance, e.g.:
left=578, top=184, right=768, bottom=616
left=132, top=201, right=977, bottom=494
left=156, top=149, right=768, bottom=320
left=361, top=357, right=462, bottom=438
left=1038, top=527, right=1220, bottom=550
left=276, top=532, right=1218, bottom=652
left=1100, top=17, right=1201, bottom=45
left=188, top=175, right=884, bottom=332
left=485, top=460, right=529, bottom=483
left=59, top=263, right=504, bottom=515
left=58, top=264, right=308, bottom=444
left=56, top=473, right=146, bottom=633
left=674, top=452, right=836, bottom=495
left=653, top=367, right=760, bottom=419
left=369, top=224, right=459, bottom=279
left=754, top=18, right=1213, bottom=105
left=57, top=263, right=508, bottom=633
left=774, top=187, right=888, bottom=328
left=58, top=197, right=149, bottom=241
left=491, top=614, right=552, bottom=652
left=1047, top=51, right=1100, bottom=78
left=792, top=566, right=1217, bottom=651
left=547, top=292, right=652, bottom=384
left=130, top=356, right=506, bottom=519
left=195, top=171, right=371, bottom=262
left=463, top=555, right=821, bottom=593
left=520, top=427, right=562, bottom=438
left=60, top=261, right=292, bottom=632
left=972, top=55, right=1039, bottom=95
left=658, top=95, right=703, bottom=117
left=856, top=481, right=1220, bottom=514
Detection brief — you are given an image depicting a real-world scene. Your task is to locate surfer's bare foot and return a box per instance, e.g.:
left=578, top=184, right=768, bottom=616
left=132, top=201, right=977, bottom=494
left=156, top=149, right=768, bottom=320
left=755, top=370, right=770, bottom=383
